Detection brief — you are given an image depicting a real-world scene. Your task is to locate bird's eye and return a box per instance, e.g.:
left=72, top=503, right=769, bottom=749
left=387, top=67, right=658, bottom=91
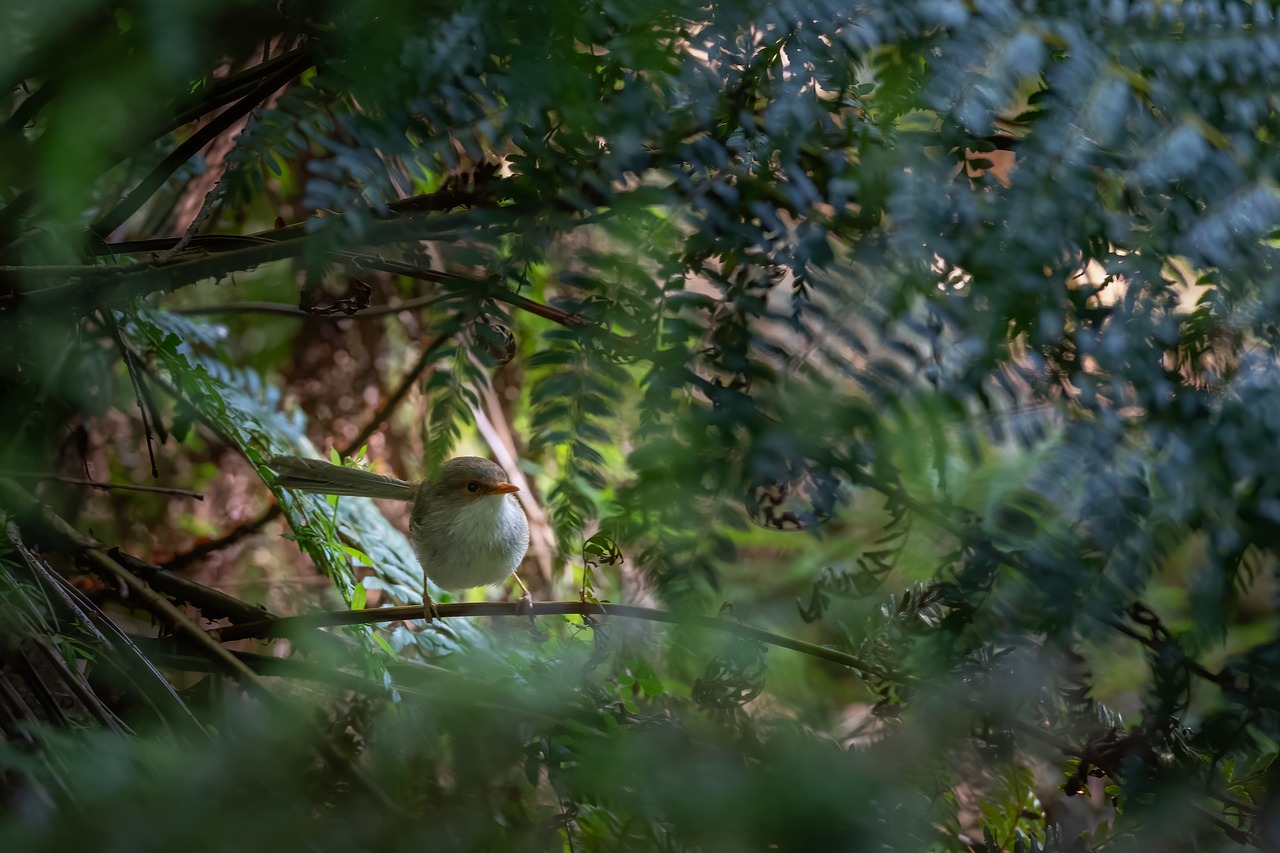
left=467, top=482, right=480, bottom=493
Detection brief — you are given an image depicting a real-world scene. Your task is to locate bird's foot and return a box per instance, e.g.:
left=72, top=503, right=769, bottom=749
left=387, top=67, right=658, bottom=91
left=512, top=572, right=539, bottom=634
left=511, top=571, right=533, bottom=616
left=422, top=595, right=441, bottom=623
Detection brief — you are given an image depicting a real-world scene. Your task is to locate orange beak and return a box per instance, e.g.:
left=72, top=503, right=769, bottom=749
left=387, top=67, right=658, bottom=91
left=489, top=482, right=520, bottom=495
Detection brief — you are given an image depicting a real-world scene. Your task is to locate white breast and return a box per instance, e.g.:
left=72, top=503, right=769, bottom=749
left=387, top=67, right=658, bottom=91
left=413, top=494, right=530, bottom=590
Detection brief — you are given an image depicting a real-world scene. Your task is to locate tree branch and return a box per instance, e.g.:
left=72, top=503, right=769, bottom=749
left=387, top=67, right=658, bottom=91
left=101, top=309, right=160, bottom=478
left=110, top=548, right=275, bottom=624
left=90, top=51, right=313, bottom=239
left=204, top=597, right=1104, bottom=764
left=159, top=507, right=280, bottom=572
left=7, top=207, right=507, bottom=316
left=170, top=293, right=450, bottom=319
left=6, top=172, right=601, bottom=326
left=0, top=472, right=203, bottom=500
left=211, top=599, right=897, bottom=680
left=0, top=478, right=403, bottom=811
left=165, top=48, right=312, bottom=135
left=341, top=336, right=450, bottom=457
left=0, top=479, right=276, bottom=701
left=8, top=527, right=207, bottom=739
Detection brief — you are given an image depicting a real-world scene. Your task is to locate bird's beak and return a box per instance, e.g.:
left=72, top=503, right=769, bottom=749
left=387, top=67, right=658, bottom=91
left=490, top=482, right=520, bottom=495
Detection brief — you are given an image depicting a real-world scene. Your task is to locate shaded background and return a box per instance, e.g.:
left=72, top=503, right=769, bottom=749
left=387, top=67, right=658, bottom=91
left=1, top=1, right=1278, bottom=850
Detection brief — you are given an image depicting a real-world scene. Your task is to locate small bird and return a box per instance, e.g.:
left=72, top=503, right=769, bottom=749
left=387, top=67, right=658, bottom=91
left=269, top=455, right=531, bottom=619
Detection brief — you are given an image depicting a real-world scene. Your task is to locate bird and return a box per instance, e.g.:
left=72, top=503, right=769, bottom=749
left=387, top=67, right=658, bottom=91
left=268, top=455, right=531, bottom=620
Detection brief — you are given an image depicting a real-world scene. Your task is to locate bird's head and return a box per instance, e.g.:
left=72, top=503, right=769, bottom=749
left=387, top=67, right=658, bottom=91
left=434, top=456, right=520, bottom=501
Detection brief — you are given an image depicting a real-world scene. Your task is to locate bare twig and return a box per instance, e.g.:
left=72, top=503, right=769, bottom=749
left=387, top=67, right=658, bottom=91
left=163, top=164, right=233, bottom=261
left=111, top=549, right=274, bottom=624
left=0, top=471, right=203, bottom=499
left=0, top=479, right=276, bottom=700
left=10, top=171, right=595, bottom=329
left=91, top=51, right=312, bottom=239
left=0, top=483, right=404, bottom=813
left=100, top=310, right=160, bottom=478
left=159, top=507, right=280, bottom=572
left=164, top=42, right=300, bottom=261
left=341, top=335, right=451, bottom=457
left=93, top=179, right=496, bottom=259
left=171, top=293, right=450, bottom=320
left=1, top=78, right=57, bottom=137
left=167, top=48, right=312, bottom=132
left=211, top=599, right=898, bottom=680
left=350, top=255, right=580, bottom=326
left=9, top=527, right=207, bottom=738
left=9, top=207, right=496, bottom=312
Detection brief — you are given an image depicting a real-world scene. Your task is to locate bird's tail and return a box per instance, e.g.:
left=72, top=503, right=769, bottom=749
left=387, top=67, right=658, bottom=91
left=268, top=456, right=417, bottom=501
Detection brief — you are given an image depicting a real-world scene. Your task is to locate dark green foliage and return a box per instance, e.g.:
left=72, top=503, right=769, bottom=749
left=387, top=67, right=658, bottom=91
left=1, top=0, right=1279, bottom=850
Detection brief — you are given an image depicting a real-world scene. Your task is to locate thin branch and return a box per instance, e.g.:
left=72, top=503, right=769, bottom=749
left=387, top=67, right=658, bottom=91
left=133, top=638, right=444, bottom=696
left=348, top=254, right=579, bottom=326
left=2, top=78, right=58, bottom=137
left=159, top=506, right=280, bottom=572
left=134, top=358, right=171, bottom=444
left=101, top=310, right=160, bottom=478
left=212, top=600, right=898, bottom=680
left=10, top=207, right=494, bottom=310
left=9, top=528, right=207, bottom=739
left=91, top=180, right=497, bottom=259
left=103, top=295, right=420, bottom=582
left=118, top=355, right=284, bottom=573
left=94, top=210, right=534, bottom=319
left=110, top=548, right=275, bottom=624
left=161, top=44, right=301, bottom=262
left=171, top=293, right=450, bottom=320
left=0, top=479, right=276, bottom=701
left=853, top=469, right=975, bottom=543
left=162, top=162, right=234, bottom=261
left=1105, top=614, right=1236, bottom=691
left=342, top=336, right=449, bottom=457
left=1192, top=803, right=1259, bottom=847
left=0, top=472, right=203, bottom=499
left=82, top=177, right=510, bottom=260
left=8, top=173, right=597, bottom=326
left=90, top=52, right=312, bottom=239
left=166, top=48, right=312, bottom=134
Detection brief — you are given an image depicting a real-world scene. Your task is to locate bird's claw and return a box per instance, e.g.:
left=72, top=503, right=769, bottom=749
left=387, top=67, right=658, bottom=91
left=517, top=590, right=542, bottom=637
left=422, top=596, right=441, bottom=623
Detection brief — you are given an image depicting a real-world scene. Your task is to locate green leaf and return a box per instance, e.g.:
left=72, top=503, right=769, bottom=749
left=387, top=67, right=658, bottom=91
left=124, top=307, right=481, bottom=649
left=337, top=544, right=373, bottom=566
